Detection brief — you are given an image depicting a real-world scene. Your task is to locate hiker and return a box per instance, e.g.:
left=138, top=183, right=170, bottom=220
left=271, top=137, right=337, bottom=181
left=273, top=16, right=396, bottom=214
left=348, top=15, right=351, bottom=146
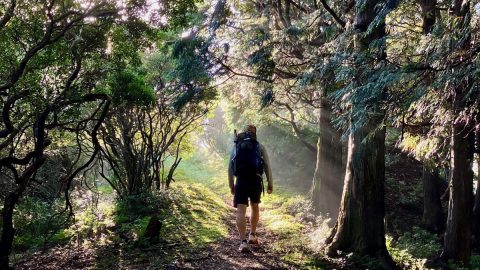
left=228, top=124, right=273, bottom=253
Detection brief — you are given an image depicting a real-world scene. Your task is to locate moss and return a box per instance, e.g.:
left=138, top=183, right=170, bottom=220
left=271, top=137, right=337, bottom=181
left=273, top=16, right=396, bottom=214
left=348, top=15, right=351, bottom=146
left=160, top=182, right=229, bottom=248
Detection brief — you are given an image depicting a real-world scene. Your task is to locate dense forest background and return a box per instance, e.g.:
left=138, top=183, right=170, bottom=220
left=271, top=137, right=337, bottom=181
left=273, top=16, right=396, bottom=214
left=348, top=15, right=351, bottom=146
left=1, top=0, right=480, bottom=269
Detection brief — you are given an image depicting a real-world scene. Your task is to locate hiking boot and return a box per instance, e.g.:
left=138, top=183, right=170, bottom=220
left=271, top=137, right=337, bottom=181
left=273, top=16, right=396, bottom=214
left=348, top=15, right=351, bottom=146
left=239, top=240, right=249, bottom=253
left=248, top=233, right=259, bottom=244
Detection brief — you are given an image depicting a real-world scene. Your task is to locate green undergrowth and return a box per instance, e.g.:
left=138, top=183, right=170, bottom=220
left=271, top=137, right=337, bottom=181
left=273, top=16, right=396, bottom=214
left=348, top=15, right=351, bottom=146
left=175, top=152, right=327, bottom=269
left=386, top=227, right=441, bottom=269
left=11, top=198, right=72, bottom=255
left=12, top=171, right=229, bottom=268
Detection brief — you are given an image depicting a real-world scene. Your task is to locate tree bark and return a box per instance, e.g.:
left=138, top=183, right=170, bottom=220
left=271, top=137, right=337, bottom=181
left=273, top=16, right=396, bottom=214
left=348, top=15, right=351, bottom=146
left=0, top=156, right=46, bottom=269
left=311, top=98, right=344, bottom=221
left=421, top=164, right=444, bottom=232
left=326, top=119, right=396, bottom=269
left=0, top=194, right=19, bottom=270
left=442, top=123, right=474, bottom=263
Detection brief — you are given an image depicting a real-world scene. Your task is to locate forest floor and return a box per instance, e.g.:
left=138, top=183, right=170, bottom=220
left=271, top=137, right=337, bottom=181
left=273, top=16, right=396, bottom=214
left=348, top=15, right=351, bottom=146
left=13, top=154, right=330, bottom=270
left=12, top=149, right=457, bottom=270
left=13, top=198, right=315, bottom=270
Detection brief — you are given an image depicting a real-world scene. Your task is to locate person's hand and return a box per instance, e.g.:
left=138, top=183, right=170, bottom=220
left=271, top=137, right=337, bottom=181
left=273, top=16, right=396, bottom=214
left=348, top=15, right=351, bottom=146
left=230, top=186, right=235, bottom=195
left=267, top=185, right=273, bottom=194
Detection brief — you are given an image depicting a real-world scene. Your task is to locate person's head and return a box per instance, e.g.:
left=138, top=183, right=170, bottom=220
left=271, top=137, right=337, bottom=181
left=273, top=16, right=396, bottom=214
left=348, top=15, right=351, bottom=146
left=245, top=124, right=257, bottom=134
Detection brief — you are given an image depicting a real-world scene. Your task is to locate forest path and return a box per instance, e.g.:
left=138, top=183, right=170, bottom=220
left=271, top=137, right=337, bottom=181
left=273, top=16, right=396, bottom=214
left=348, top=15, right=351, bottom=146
left=167, top=200, right=298, bottom=270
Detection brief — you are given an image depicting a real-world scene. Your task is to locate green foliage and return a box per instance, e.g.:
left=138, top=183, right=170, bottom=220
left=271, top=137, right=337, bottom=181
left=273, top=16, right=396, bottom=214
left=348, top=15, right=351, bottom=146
left=348, top=254, right=384, bottom=270
left=145, top=34, right=216, bottom=113
left=107, top=70, right=155, bottom=107
left=167, top=37, right=217, bottom=111
left=162, top=0, right=205, bottom=30
left=170, top=37, right=210, bottom=85
left=387, top=227, right=441, bottom=269
left=115, top=192, right=170, bottom=224
left=13, top=198, right=71, bottom=252
left=248, top=47, right=275, bottom=81
left=67, top=201, right=116, bottom=243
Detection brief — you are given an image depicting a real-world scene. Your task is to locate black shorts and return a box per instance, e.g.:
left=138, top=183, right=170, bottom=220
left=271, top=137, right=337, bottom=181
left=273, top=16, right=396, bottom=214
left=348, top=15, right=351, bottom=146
left=233, top=175, right=263, bottom=208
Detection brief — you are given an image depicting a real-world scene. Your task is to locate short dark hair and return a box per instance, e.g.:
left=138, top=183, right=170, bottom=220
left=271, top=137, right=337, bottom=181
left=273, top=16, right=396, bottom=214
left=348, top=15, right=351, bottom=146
left=245, top=124, right=256, bottom=134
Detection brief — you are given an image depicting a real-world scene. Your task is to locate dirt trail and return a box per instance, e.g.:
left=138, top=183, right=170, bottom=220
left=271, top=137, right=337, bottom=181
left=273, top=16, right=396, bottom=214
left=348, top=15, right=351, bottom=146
left=167, top=203, right=298, bottom=270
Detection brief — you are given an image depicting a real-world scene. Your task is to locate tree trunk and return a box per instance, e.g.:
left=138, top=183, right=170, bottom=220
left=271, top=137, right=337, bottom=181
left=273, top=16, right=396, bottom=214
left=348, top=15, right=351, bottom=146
left=441, top=0, right=473, bottom=264
left=325, top=0, right=396, bottom=268
left=421, top=164, right=444, bottom=232
left=326, top=121, right=396, bottom=268
left=144, top=215, right=162, bottom=244
left=0, top=194, right=18, bottom=270
left=311, top=98, right=344, bottom=222
left=442, top=123, right=474, bottom=263
left=417, top=0, right=444, bottom=234
left=0, top=154, right=46, bottom=269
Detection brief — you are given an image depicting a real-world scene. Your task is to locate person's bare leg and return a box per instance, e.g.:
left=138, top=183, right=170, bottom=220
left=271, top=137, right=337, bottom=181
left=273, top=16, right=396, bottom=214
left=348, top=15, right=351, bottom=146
left=250, top=203, right=259, bottom=234
left=236, top=204, right=248, bottom=240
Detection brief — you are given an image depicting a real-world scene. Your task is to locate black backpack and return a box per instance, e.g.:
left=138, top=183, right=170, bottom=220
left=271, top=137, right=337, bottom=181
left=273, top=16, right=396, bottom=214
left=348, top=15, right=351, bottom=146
left=232, top=130, right=264, bottom=177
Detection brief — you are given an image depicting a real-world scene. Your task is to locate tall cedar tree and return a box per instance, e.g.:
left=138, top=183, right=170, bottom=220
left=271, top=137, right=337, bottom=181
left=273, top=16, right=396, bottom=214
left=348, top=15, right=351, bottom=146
left=325, top=1, right=397, bottom=268
left=442, top=0, right=474, bottom=264
left=417, top=0, right=445, bottom=233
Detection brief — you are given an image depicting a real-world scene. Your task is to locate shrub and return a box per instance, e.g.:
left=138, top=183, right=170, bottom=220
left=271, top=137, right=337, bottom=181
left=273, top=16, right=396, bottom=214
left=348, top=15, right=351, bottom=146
left=115, top=191, right=171, bottom=224
left=13, top=198, right=71, bottom=252
left=387, top=227, right=441, bottom=269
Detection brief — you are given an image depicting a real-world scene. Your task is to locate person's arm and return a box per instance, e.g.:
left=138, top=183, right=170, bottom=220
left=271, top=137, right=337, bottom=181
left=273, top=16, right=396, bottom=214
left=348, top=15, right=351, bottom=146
left=260, top=144, right=273, bottom=193
left=228, top=146, right=235, bottom=194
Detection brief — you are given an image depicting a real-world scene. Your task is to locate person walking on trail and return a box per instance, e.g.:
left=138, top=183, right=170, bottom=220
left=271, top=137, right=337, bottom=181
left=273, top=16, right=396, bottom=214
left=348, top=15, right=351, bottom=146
left=228, top=124, right=273, bottom=253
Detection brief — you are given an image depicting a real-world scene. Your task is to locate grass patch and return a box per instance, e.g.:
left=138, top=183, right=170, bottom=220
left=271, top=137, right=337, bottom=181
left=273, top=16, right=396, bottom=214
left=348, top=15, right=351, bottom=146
left=160, top=182, right=229, bottom=247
